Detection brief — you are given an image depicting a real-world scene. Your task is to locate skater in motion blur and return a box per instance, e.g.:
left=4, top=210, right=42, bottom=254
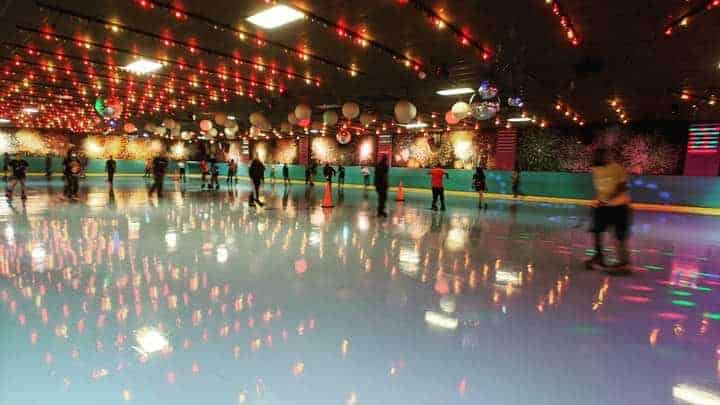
left=472, top=165, right=487, bottom=210
left=362, top=165, right=370, bottom=188
left=105, top=155, right=117, bottom=186
left=374, top=154, right=389, bottom=217
left=200, top=158, right=209, bottom=189
left=6, top=152, right=29, bottom=201
left=337, top=164, right=345, bottom=188
left=428, top=163, right=448, bottom=211
left=248, top=155, right=265, bottom=207
left=226, top=159, right=237, bottom=185
left=45, top=153, right=52, bottom=179
left=209, top=161, right=220, bottom=190
left=512, top=165, right=521, bottom=198
left=148, top=153, right=169, bottom=197
left=2, top=152, right=9, bottom=182
left=282, top=163, right=290, bottom=187
left=63, top=150, right=82, bottom=200
left=585, top=147, right=632, bottom=275
left=144, top=157, right=153, bottom=178
left=177, top=160, right=187, bottom=183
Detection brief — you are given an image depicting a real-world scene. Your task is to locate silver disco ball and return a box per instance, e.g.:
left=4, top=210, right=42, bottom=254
left=471, top=101, right=499, bottom=120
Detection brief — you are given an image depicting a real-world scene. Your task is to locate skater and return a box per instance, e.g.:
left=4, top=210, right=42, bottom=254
left=105, top=155, right=117, bottom=186
left=45, top=153, right=52, bottom=179
left=148, top=153, right=169, bottom=197
left=323, top=163, right=336, bottom=184
left=269, top=163, right=276, bottom=184
left=304, top=164, right=311, bottom=185
left=210, top=161, right=220, bottom=190
left=282, top=163, right=290, bottom=186
left=6, top=153, right=29, bottom=200
left=512, top=166, right=521, bottom=198
left=338, top=164, right=345, bottom=188
left=2, top=152, right=9, bottom=182
left=309, top=162, right=317, bottom=187
left=200, top=158, right=209, bottom=189
left=63, top=151, right=82, bottom=199
left=226, top=159, right=237, bottom=185
left=177, top=160, right=187, bottom=182
left=248, top=155, right=265, bottom=207
left=586, top=148, right=632, bottom=275
left=80, top=153, right=89, bottom=179
left=374, top=155, right=389, bottom=217
left=144, top=157, right=153, bottom=179
left=428, top=163, right=448, bottom=211
left=362, top=165, right=370, bottom=188
left=473, top=165, right=487, bottom=209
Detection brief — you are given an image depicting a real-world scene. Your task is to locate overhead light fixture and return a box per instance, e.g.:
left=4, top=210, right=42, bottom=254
left=507, top=117, right=532, bottom=122
left=0, top=118, right=10, bottom=124
left=22, top=107, right=39, bottom=114
left=122, top=59, right=163, bottom=74
left=246, top=5, right=304, bottom=29
left=436, top=87, right=474, bottom=96
left=227, top=115, right=236, bottom=121
left=399, top=122, right=429, bottom=129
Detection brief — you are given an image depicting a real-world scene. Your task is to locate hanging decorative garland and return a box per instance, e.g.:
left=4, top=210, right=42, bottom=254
left=541, top=0, right=580, bottom=46
left=664, top=0, right=719, bottom=36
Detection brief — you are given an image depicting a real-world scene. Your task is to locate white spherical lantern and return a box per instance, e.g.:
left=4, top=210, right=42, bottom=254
left=249, top=112, right=266, bottom=127
left=280, top=122, right=292, bottom=133
left=199, top=120, right=213, bottom=132
left=144, top=122, right=157, bottom=133
left=342, top=102, right=360, bottom=120
left=322, top=110, right=339, bottom=126
left=225, top=119, right=238, bottom=129
left=162, top=118, right=175, bottom=128
left=209, top=127, right=218, bottom=138
left=359, top=112, right=375, bottom=126
left=451, top=101, right=471, bottom=120
left=394, top=101, right=417, bottom=124
left=288, top=112, right=298, bottom=125
left=224, top=126, right=238, bottom=137
left=214, top=113, right=227, bottom=126
left=294, top=104, right=312, bottom=121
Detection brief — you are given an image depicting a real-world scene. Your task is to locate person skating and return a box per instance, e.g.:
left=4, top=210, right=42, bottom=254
left=2, top=152, right=9, bottom=182
left=472, top=165, right=487, bottom=209
left=200, top=158, right=209, bottom=189
left=210, top=161, right=220, bottom=190
left=428, top=163, right=448, bottom=211
left=148, top=153, right=169, bottom=197
left=63, top=151, right=82, bottom=199
left=269, top=163, right=276, bottom=184
left=323, top=163, right=336, bottom=184
left=309, top=162, right=317, bottom=187
left=226, top=159, right=237, bottom=185
left=338, top=164, right=345, bottom=188
left=362, top=165, right=370, bottom=188
left=45, top=153, right=52, bottom=179
left=105, top=155, right=117, bottom=186
left=248, top=156, right=265, bottom=207
left=282, top=163, right=290, bottom=186
left=374, top=155, right=389, bottom=217
left=512, top=166, right=521, bottom=198
left=177, top=160, right=187, bottom=183
left=586, top=148, right=632, bottom=275
left=6, top=153, right=29, bottom=200
left=144, top=157, right=153, bottom=179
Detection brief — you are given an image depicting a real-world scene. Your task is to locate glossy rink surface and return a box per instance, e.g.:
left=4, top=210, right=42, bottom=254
left=2, top=178, right=720, bottom=405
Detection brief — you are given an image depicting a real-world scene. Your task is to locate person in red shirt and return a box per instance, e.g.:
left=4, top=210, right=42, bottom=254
left=428, top=164, right=449, bottom=211
left=199, top=159, right=209, bottom=189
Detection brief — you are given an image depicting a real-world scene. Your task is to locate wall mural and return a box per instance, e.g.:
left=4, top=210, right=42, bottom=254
left=393, top=130, right=495, bottom=169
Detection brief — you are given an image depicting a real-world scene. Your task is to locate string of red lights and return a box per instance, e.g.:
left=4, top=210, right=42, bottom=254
left=542, top=0, right=580, bottom=46
left=553, top=101, right=585, bottom=126
left=664, top=0, right=719, bottom=36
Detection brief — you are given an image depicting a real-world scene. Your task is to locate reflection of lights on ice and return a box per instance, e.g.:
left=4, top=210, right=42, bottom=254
left=128, top=220, right=140, bottom=240
left=356, top=214, right=369, bottom=232
left=308, top=231, right=322, bottom=246
left=446, top=228, right=467, bottom=251
left=672, top=384, right=720, bottom=405
left=399, top=247, right=420, bottom=276
left=216, top=245, right=228, bottom=263
left=495, top=270, right=522, bottom=286
left=31, top=244, right=46, bottom=260
left=439, top=295, right=456, bottom=313
left=133, top=327, right=169, bottom=355
left=342, top=224, right=350, bottom=243
left=309, top=209, right=325, bottom=226
left=424, top=311, right=458, bottom=330
left=165, top=229, right=177, bottom=251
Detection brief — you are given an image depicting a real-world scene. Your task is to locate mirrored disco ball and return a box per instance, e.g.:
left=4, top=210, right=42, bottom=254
left=471, top=101, right=499, bottom=120
left=478, top=81, right=498, bottom=100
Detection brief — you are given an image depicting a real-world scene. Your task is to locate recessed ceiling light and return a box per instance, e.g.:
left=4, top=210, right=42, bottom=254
left=399, top=122, right=428, bottom=129
left=246, top=5, right=304, bottom=29
left=227, top=115, right=236, bottom=121
left=507, top=117, right=532, bottom=122
left=436, top=87, right=475, bottom=96
left=22, top=107, right=39, bottom=114
left=122, top=59, right=163, bottom=74
left=0, top=118, right=10, bottom=124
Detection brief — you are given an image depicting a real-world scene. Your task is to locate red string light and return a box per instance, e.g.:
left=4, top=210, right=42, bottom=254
left=664, top=0, right=719, bottom=37
left=543, top=0, right=580, bottom=46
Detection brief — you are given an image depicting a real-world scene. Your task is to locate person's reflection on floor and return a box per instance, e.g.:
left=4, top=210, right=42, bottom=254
left=337, top=187, right=344, bottom=206
left=108, top=188, right=116, bottom=210
left=282, top=186, right=290, bottom=210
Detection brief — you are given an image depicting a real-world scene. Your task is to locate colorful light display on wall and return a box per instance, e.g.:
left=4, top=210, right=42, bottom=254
left=687, top=123, right=719, bottom=154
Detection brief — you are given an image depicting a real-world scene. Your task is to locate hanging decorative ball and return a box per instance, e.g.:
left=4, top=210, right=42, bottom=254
left=144, top=123, right=157, bottom=133
left=478, top=81, right=498, bottom=100
left=249, top=112, right=269, bottom=128
left=199, top=119, right=213, bottom=132
left=287, top=112, right=299, bottom=125
left=225, top=119, right=238, bottom=129
left=359, top=112, right=375, bottom=126
left=394, top=100, right=417, bottom=124
left=507, top=97, right=524, bottom=108
left=209, top=127, right=218, bottom=138
left=451, top=102, right=471, bottom=120
left=299, top=118, right=311, bottom=128
left=280, top=122, right=292, bottom=133
left=214, top=113, right=227, bottom=126
left=224, top=127, right=238, bottom=139
left=445, top=111, right=460, bottom=125
left=162, top=118, right=175, bottom=128
left=336, top=128, right=352, bottom=145
left=294, top=104, right=312, bottom=121
left=322, top=110, right=339, bottom=126
left=123, top=122, right=137, bottom=134
left=471, top=101, right=499, bottom=120
left=180, top=131, right=192, bottom=140
left=342, top=102, right=360, bottom=120
left=155, top=126, right=168, bottom=136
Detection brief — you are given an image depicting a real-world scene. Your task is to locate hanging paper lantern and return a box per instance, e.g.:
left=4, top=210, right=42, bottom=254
left=471, top=101, right=499, bottom=120
left=199, top=119, right=213, bottom=132
left=294, top=104, right=312, bottom=121
left=445, top=111, right=460, bottom=125
left=359, top=112, right=375, bottom=126
left=224, top=127, right=238, bottom=139
left=299, top=118, right=311, bottom=128
left=451, top=102, right=471, bottom=120
left=478, top=81, right=498, bottom=100
left=225, top=119, right=238, bottom=129
left=336, top=128, right=352, bottom=145
left=214, top=113, right=227, bottom=126
left=162, top=118, right=175, bottom=128
left=144, top=123, right=157, bottom=133
left=174, top=121, right=183, bottom=131
left=287, top=112, right=298, bottom=125
left=249, top=112, right=268, bottom=128
left=323, top=110, right=339, bottom=126
left=280, top=122, right=292, bottom=133
left=123, top=122, right=137, bottom=134
left=342, top=102, right=360, bottom=119
left=394, top=101, right=417, bottom=124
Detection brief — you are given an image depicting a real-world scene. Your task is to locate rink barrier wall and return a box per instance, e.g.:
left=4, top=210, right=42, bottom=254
left=20, top=158, right=720, bottom=210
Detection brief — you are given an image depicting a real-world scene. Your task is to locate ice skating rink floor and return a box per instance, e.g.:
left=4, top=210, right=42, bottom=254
left=2, top=177, right=720, bottom=404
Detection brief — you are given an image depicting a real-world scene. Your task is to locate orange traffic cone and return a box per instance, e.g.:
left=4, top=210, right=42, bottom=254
left=321, top=182, right=334, bottom=208
left=396, top=182, right=405, bottom=202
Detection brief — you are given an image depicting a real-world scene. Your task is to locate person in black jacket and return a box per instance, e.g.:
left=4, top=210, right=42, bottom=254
left=472, top=165, right=487, bottom=210
left=282, top=163, right=290, bottom=187
left=374, top=155, right=389, bottom=217
left=6, top=152, right=29, bottom=200
left=105, top=156, right=117, bottom=186
left=149, top=153, right=169, bottom=197
left=248, top=156, right=265, bottom=207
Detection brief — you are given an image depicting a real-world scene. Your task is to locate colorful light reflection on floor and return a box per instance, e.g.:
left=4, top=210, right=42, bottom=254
left=1, top=178, right=720, bottom=404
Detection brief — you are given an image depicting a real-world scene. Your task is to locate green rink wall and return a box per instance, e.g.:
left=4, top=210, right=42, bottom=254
left=21, top=158, right=720, bottom=208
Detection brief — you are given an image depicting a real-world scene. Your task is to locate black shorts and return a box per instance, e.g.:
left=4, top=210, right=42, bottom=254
left=590, top=205, right=631, bottom=241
